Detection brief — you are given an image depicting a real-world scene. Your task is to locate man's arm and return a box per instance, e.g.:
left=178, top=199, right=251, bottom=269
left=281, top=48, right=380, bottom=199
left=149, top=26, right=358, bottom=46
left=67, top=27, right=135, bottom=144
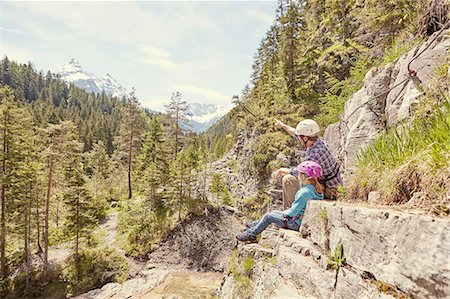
left=275, top=118, right=296, bottom=137
left=274, top=167, right=291, bottom=178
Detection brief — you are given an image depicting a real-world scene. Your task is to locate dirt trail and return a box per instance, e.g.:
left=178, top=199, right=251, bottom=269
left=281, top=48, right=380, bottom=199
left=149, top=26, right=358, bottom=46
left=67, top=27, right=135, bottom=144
left=95, top=212, right=146, bottom=276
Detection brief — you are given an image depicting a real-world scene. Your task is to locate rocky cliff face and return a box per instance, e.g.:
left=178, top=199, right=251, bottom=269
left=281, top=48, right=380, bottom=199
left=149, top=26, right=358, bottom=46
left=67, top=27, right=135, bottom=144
left=324, top=30, right=450, bottom=180
left=207, top=129, right=261, bottom=201
left=206, top=128, right=304, bottom=206
left=219, top=201, right=449, bottom=299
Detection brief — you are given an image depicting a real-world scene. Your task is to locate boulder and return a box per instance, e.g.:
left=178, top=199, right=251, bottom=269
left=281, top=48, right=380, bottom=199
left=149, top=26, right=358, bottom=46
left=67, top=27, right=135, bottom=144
left=301, top=201, right=450, bottom=298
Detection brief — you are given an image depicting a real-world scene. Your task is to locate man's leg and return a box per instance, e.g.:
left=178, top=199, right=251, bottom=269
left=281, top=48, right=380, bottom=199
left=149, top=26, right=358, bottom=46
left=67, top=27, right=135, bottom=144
left=282, top=175, right=299, bottom=209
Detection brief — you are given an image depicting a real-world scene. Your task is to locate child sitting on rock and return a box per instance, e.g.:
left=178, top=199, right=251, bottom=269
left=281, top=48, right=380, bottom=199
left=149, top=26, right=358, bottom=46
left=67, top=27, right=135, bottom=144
left=236, top=161, right=324, bottom=242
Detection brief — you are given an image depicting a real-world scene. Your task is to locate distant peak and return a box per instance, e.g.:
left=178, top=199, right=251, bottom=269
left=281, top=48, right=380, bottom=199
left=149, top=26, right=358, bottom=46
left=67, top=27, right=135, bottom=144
left=61, top=58, right=83, bottom=72
left=56, top=59, right=130, bottom=99
left=69, top=57, right=79, bottom=63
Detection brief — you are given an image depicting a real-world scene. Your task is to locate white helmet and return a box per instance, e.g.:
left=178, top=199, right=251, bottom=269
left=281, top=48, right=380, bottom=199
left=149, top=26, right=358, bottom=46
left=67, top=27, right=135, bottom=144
left=295, top=119, right=320, bottom=137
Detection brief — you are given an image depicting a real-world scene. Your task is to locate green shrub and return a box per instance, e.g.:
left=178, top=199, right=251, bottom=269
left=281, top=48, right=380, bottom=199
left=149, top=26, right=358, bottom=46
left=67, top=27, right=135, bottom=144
left=10, top=266, right=65, bottom=299
left=226, top=249, right=238, bottom=275
left=241, top=193, right=271, bottom=220
left=327, top=243, right=346, bottom=273
left=62, top=247, right=129, bottom=297
left=251, top=131, right=292, bottom=177
left=48, top=226, right=72, bottom=246
left=230, top=255, right=255, bottom=299
left=209, top=173, right=234, bottom=206
left=117, top=198, right=171, bottom=257
left=317, top=55, right=377, bottom=128
left=384, top=37, right=422, bottom=64
left=242, top=257, right=254, bottom=276
left=252, top=153, right=270, bottom=176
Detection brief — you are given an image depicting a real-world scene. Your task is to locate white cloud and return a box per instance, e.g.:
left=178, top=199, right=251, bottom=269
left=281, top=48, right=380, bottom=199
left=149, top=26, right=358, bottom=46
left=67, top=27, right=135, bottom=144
left=8, top=2, right=218, bottom=46
left=139, top=45, right=171, bottom=59
left=137, top=57, right=179, bottom=71
left=1, top=43, right=33, bottom=64
left=172, top=84, right=230, bottom=103
left=137, top=45, right=181, bottom=71
left=244, top=9, right=274, bottom=24
left=0, top=27, right=27, bottom=35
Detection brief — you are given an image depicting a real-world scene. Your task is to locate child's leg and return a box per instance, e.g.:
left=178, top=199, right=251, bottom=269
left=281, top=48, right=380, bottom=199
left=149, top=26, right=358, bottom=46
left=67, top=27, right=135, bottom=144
left=286, top=218, right=301, bottom=231
left=267, top=211, right=301, bottom=231
left=247, top=211, right=286, bottom=236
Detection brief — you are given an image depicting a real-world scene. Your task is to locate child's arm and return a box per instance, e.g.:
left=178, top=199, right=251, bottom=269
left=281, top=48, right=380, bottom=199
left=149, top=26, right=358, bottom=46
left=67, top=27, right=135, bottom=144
left=283, top=188, right=311, bottom=217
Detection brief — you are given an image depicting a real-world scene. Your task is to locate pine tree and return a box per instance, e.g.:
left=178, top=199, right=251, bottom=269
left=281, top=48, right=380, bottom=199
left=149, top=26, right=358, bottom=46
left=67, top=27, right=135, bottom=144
left=278, top=0, right=303, bottom=101
left=164, top=92, right=191, bottom=159
left=14, top=135, right=42, bottom=296
left=43, top=121, right=73, bottom=273
left=209, top=173, right=227, bottom=203
left=61, top=124, right=94, bottom=280
left=88, top=140, right=111, bottom=181
left=0, top=86, right=36, bottom=295
left=86, top=140, right=111, bottom=220
left=137, top=116, right=169, bottom=209
left=168, top=152, right=189, bottom=221
left=115, top=89, right=145, bottom=199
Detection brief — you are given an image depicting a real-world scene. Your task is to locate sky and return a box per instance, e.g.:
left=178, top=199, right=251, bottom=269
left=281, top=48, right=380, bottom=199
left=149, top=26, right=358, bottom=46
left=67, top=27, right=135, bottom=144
left=1, top=0, right=277, bottom=111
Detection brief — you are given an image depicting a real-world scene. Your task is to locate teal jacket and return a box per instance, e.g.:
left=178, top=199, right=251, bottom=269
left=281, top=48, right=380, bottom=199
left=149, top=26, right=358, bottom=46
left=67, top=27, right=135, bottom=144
left=283, top=184, right=324, bottom=225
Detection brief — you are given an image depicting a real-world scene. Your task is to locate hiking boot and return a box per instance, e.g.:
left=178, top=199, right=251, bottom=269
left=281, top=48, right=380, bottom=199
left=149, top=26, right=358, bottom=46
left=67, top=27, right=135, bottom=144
left=245, top=220, right=259, bottom=228
left=236, top=231, right=257, bottom=243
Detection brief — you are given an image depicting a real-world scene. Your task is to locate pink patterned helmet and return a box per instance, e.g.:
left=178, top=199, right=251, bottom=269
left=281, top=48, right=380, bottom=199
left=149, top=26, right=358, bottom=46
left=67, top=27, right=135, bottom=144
left=297, top=161, right=322, bottom=178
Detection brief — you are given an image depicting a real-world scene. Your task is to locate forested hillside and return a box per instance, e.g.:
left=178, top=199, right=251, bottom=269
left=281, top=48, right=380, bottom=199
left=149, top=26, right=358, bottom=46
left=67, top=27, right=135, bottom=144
left=205, top=0, right=446, bottom=171
left=0, top=58, right=127, bottom=153
left=0, top=59, right=213, bottom=298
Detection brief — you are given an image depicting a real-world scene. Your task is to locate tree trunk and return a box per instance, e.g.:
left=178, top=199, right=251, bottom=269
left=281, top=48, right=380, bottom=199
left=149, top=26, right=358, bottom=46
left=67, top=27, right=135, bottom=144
left=75, top=193, right=80, bottom=280
left=202, top=166, right=207, bottom=202
left=44, top=147, right=54, bottom=273
left=36, top=193, right=42, bottom=254
left=174, top=106, right=179, bottom=159
left=55, top=201, right=59, bottom=227
left=0, top=119, right=7, bottom=284
left=128, top=134, right=133, bottom=199
left=24, top=192, right=30, bottom=295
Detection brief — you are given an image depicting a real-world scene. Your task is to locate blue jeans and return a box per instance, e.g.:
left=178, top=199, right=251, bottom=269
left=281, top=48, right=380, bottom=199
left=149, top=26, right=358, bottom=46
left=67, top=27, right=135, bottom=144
left=246, top=211, right=300, bottom=236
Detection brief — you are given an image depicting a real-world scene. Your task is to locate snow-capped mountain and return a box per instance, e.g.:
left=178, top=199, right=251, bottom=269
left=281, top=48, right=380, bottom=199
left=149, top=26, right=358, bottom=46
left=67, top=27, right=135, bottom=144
left=56, top=59, right=231, bottom=132
left=187, top=103, right=233, bottom=133
left=56, top=58, right=129, bottom=99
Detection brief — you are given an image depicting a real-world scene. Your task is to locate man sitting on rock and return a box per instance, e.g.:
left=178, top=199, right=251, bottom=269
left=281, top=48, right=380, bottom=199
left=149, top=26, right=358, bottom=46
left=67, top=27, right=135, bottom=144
left=274, top=118, right=342, bottom=205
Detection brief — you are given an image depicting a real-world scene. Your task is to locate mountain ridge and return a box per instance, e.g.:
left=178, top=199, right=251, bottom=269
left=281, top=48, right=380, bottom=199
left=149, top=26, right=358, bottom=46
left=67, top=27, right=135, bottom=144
left=56, top=58, right=130, bottom=99
left=187, top=102, right=233, bottom=132
left=57, top=59, right=232, bottom=132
